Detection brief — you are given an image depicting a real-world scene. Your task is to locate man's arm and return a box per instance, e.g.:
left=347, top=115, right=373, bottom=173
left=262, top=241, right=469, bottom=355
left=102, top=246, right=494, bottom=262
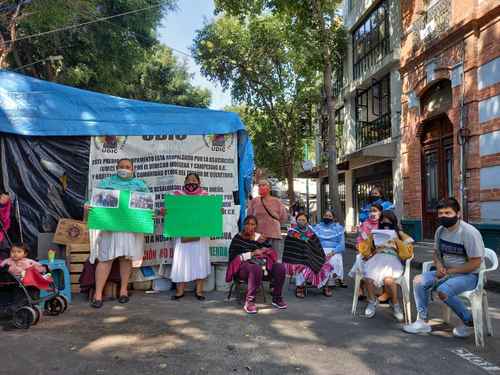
left=433, top=251, right=447, bottom=278
left=446, top=257, right=482, bottom=275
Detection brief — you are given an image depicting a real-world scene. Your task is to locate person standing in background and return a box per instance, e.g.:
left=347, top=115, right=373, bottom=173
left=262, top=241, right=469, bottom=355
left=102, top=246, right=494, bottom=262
left=247, top=179, right=288, bottom=261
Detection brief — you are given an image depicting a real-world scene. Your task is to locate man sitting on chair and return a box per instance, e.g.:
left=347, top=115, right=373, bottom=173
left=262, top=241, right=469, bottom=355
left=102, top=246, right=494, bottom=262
left=403, top=198, right=485, bottom=338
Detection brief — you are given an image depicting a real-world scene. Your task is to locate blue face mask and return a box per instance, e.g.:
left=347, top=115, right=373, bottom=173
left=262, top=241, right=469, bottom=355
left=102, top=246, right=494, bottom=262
left=117, top=169, right=132, bottom=179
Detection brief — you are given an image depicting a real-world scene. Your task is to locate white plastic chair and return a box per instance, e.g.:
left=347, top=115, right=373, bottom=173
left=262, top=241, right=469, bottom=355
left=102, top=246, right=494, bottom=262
left=351, top=254, right=414, bottom=324
left=422, top=248, right=498, bottom=347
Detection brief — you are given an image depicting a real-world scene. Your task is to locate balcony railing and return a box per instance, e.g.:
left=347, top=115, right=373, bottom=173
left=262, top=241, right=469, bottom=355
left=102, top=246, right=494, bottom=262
left=355, top=113, right=391, bottom=149
left=410, top=0, right=451, bottom=51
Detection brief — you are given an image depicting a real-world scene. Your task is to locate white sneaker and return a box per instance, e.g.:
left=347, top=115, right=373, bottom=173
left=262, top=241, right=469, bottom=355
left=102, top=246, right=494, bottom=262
left=453, top=324, right=474, bottom=338
left=403, top=319, right=432, bottom=334
left=392, top=304, right=404, bottom=322
left=365, top=301, right=377, bottom=318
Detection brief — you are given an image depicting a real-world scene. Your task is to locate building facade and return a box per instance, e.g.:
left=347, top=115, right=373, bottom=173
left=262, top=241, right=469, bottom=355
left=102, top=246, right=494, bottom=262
left=308, top=0, right=403, bottom=232
left=399, top=0, right=500, bottom=248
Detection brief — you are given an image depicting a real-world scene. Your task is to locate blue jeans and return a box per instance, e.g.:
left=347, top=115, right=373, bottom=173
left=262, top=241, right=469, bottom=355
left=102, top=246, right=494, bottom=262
left=414, top=271, right=478, bottom=323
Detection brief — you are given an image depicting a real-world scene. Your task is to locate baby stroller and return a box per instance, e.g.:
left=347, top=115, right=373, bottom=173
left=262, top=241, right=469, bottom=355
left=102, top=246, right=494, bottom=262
left=0, top=265, right=68, bottom=329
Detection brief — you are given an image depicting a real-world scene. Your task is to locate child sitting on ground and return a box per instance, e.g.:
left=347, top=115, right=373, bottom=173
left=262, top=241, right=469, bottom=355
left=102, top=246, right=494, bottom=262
left=0, top=243, right=45, bottom=277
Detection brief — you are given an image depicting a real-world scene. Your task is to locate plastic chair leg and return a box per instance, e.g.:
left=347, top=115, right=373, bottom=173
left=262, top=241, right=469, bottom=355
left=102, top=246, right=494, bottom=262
left=471, top=296, right=485, bottom=348
left=483, top=295, right=494, bottom=337
left=442, top=303, right=452, bottom=324
left=401, top=281, right=412, bottom=325
left=352, top=273, right=361, bottom=316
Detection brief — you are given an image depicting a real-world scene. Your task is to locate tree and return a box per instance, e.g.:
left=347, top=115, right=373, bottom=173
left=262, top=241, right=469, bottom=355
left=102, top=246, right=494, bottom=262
left=214, top=0, right=346, bottom=222
left=193, top=14, right=318, bottom=203
left=1, top=1, right=211, bottom=107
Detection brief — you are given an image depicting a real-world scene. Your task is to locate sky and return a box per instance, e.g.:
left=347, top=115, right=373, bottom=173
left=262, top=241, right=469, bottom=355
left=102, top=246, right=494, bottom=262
left=157, top=0, right=232, bottom=110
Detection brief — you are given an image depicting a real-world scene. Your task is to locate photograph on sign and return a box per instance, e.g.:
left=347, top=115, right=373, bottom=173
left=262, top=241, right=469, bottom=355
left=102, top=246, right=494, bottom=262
left=91, top=188, right=119, bottom=208
left=130, top=192, right=154, bottom=210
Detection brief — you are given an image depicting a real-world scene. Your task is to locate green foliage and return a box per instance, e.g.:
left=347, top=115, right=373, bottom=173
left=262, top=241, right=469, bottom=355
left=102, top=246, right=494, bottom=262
left=1, top=0, right=211, bottom=107
left=193, top=13, right=318, bottom=187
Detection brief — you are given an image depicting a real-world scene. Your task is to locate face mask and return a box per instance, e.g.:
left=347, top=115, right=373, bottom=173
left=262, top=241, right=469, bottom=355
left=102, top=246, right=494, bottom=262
left=379, top=222, right=396, bottom=230
left=439, top=216, right=458, bottom=228
left=185, top=183, right=199, bottom=192
left=117, top=169, right=132, bottom=178
left=322, top=218, right=334, bottom=225
left=369, top=213, right=380, bottom=221
left=258, top=186, right=270, bottom=197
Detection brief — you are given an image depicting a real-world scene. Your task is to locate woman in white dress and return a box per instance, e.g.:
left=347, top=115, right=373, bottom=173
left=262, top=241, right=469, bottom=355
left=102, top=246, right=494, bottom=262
left=87, top=158, right=150, bottom=308
left=169, top=173, right=212, bottom=301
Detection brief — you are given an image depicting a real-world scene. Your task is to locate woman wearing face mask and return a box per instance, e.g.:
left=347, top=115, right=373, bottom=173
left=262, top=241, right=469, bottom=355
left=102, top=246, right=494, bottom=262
left=349, top=204, right=383, bottom=300
left=247, top=179, right=288, bottom=261
left=169, top=173, right=212, bottom=301
left=357, top=211, right=414, bottom=320
left=313, top=209, right=347, bottom=288
left=359, top=186, right=395, bottom=223
left=87, top=158, right=150, bottom=308
left=226, top=215, right=287, bottom=314
left=283, top=213, right=335, bottom=298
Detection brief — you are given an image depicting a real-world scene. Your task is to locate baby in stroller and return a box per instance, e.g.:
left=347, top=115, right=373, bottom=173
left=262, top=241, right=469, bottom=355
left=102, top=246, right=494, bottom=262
left=0, top=243, right=68, bottom=329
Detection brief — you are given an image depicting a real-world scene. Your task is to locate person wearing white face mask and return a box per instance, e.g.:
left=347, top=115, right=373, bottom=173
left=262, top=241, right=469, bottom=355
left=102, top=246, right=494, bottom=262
left=86, top=158, right=150, bottom=308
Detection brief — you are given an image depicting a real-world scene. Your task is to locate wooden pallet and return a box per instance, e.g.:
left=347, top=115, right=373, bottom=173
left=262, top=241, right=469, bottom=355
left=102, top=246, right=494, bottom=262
left=67, top=243, right=90, bottom=293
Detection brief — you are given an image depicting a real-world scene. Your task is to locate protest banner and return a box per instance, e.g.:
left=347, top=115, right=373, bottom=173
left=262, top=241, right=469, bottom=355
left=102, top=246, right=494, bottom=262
left=88, top=135, right=239, bottom=266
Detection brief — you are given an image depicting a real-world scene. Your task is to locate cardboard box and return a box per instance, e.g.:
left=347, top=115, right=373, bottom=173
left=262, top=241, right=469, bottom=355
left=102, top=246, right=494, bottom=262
left=53, top=219, right=89, bottom=245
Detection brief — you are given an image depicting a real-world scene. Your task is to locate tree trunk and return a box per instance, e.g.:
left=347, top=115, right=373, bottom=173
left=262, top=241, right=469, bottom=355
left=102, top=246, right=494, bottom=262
left=286, top=158, right=295, bottom=207
left=311, top=0, right=343, bottom=224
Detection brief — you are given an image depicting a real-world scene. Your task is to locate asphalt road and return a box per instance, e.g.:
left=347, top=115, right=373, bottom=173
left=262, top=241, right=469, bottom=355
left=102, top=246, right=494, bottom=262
left=1, top=251, right=499, bottom=375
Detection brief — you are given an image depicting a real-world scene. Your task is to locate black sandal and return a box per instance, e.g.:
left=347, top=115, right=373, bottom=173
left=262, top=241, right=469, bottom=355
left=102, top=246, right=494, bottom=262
left=195, top=293, right=206, bottom=301
left=295, top=287, right=305, bottom=299
left=171, top=294, right=185, bottom=301
left=91, top=299, right=103, bottom=308
left=118, top=295, right=129, bottom=304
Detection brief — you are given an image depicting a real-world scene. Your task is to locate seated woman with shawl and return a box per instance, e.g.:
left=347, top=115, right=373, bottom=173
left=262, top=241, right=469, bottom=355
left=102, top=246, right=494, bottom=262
left=283, top=213, right=335, bottom=298
left=226, top=215, right=287, bottom=314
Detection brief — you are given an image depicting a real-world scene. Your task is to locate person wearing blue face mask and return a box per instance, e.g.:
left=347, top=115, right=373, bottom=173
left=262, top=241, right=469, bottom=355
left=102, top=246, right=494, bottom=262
left=313, top=209, right=347, bottom=288
left=359, top=186, right=394, bottom=223
left=85, top=158, right=150, bottom=309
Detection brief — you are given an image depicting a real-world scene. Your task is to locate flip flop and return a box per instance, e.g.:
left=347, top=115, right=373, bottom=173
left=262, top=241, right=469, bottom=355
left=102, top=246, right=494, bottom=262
left=118, top=295, right=129, bottom=304
left=171, top=294, right=185, bottom=301
left=90, top=299, right=103, bottom=308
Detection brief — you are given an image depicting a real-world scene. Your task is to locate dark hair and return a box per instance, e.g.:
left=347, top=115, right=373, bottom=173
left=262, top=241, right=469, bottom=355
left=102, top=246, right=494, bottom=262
left=296, top=212, right=309, bottom=221
left=370, top=203, right=383, bottom=213
left=379, top=210, right=402, bottom=239
left=185, top=172, right=201, bottom=184
left=323, top=209, right=335, bottom=218
left=436, top=197, right=460, bottom=213
left=11, top=243, right=29, bottom=255
left=244, top=215, right=258, bottom=225
left=371, top=185, right=384, bottom=196
left=117, top=158, right=133, bottom=167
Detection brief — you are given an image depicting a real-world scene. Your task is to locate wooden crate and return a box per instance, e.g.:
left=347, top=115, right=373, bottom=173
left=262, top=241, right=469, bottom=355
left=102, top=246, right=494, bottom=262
left=67, top=243, right=90, bottom=294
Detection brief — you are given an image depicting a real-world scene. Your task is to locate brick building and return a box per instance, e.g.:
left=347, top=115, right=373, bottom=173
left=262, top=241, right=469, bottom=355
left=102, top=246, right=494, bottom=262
left=399, top=0, right=500, bottom=248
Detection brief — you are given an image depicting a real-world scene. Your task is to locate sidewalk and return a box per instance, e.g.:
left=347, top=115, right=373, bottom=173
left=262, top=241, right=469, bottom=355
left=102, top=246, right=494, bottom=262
left=346, top=234, right=500, bottom=291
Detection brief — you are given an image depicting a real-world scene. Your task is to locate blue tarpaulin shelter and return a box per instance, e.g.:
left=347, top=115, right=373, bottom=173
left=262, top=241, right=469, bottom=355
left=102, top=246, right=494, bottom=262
left=0, top=71, right=254, bottom=252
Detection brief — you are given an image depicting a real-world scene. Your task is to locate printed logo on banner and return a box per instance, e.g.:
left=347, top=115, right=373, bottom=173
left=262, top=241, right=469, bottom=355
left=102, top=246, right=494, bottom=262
left=203, top=134, right=234, bottom=152
left=94, top=136, right=128, bottom=153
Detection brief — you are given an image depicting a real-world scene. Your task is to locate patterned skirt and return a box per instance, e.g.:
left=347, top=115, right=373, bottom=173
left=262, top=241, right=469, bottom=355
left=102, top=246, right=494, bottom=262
left=284, top=254, right=335, bottom=288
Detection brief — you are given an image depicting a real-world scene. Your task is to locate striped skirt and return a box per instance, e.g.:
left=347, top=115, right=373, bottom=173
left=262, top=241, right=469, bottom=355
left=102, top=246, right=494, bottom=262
left=284, top=254, right=335, bottom=288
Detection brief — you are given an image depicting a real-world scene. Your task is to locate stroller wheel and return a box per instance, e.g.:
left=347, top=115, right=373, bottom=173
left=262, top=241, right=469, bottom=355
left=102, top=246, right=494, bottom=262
left=13, top=306, right=36, bottom=329
left=32, top=305, right=42, bottom=325
left=56, top=295, right=68, bottom=313
left=44, top=297, right=64, bottom=316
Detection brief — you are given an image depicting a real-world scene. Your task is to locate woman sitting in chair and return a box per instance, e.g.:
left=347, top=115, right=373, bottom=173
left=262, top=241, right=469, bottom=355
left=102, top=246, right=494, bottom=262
left=358, top=211, right=414, bottom=321
left=283, top=213, right=335, bottom=298
left=226, top=215, right=287, bottom=314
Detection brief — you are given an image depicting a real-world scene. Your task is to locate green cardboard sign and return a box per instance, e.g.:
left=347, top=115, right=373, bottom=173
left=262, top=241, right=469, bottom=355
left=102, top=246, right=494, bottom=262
left=88, top=189, right=154, bottom=233
left=163, top=195, right=223, bottom=237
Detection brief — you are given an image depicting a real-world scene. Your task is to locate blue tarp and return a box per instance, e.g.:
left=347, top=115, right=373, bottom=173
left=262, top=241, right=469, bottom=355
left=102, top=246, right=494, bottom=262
left=0, top=71, right=254, bottom=224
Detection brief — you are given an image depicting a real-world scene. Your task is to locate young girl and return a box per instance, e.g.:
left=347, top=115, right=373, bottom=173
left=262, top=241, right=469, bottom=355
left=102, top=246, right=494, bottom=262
left=358, top=211, right=414, bottom=321
left=0, top=243, right=45, bottom=277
